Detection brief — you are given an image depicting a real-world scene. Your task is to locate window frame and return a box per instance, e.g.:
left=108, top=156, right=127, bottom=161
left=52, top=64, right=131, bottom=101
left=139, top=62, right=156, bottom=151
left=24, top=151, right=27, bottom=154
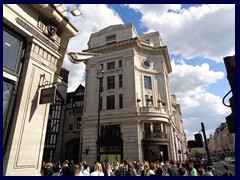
left=3, top=28, right=25, bottom=76
left=107, top=75, right=115, bottom=89
left=106, top=34, right=116, bottom=44
left=107, top=61, right=115, bottom=70
left=144, top=76, right=152, bottom=89
left=107, top=95, right=115, bottom=110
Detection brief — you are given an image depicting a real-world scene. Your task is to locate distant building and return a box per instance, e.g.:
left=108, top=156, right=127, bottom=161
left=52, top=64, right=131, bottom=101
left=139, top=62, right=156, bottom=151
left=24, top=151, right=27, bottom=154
left=60, top=84, right=85, bottom=163
left=208, top=122, right=235, bottom=158
left=3, top=4, right=77, bottom=175
left=81, top=23, right=186, bottom=164
left=42, top=71, right=85, bottom=164
left=42, top=68, right=68, bottom=163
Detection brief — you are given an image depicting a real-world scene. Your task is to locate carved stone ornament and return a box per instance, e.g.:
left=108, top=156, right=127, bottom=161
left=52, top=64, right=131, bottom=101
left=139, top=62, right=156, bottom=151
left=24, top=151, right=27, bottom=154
left=47, top=25, right=57, bottom=37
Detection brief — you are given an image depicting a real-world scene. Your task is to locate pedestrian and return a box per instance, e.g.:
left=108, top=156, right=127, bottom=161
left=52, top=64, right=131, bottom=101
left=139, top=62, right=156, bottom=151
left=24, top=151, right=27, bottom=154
left=168, top=160, right=179, bottom=176
left=41, top=162, right=53, bottom=176
left=90, top=162, right=104, bottom=176
left=146, top=163, right=157, bottom=176
left=106, top=163, right=113, bottom=176
left=119, top=160, right=129, bottom=176
left=179, top=167, right=187, bottom=176
left=155, top=167, right=164, bottom=176
left=80, top=163, right=90, bottom=176
left=60, top=160, right=69, bottom=176
left=74, top=164, right=81, bottom=176
left=204, top=166, right=214, bottom=176
left=222, top=165, right=233, bottom=176
left=128, top=162, right=138, bottom=176
left=189, top=161, right=197, bottom=176
left=197, top=168, right=205, bottom=176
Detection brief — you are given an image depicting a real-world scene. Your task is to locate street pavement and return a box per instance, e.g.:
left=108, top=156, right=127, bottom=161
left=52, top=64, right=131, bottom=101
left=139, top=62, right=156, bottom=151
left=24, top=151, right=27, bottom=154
left=213, top=160, right=235, bottom=176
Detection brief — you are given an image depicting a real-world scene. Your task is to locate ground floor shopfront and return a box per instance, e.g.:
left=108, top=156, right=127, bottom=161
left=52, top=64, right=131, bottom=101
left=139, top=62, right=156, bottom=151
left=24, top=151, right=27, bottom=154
left=81, top=117, right=186, bottom=165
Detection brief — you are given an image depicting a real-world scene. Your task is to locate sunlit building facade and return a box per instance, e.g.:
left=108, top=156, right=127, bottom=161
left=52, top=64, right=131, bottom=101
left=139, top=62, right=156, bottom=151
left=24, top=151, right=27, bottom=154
left=3, top=4, right=77, bottom=175
left=81, top=23, right=187, bottom=165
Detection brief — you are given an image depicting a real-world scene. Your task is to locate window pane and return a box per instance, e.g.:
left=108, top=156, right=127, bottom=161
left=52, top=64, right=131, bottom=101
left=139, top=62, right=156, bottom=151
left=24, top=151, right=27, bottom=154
left=107, top=95, right=115, bottom=110
left=69, top=124, right=73, bottom=131
left=3, top=80, right=14, bottom=127
left=107, top=76, right=115, bottom=89
left=144, top=76, right=152, bottom=89
left=3, top=30, right=22, bottom=73
left=106, top=35, right=116, bottom=42
left=119, top=60, right=122, bottom=68
left=119, top=94, right=123, bottom=109
left=107, top=62, right=115, bottom=70
left=119, top=74, right=122, bottom=88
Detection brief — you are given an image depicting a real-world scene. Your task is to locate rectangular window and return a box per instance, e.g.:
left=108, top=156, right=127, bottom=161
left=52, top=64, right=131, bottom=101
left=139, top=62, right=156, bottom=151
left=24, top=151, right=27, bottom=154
left=3, top=79, right=14, bottom=128
left=69, top=124, right=73, bottom=131
left=144, top=123, right=151, bottom=138
left=119, top=94, right=123, bottom=109
left=107, top=76, right=115, bottom=89
left=144, top=76, right=152, bottom=89
left=3, top=29, right=23, bottom=74
left=107, top=95, right=115, bottom=110
left=107, top=61, right=115, bottom=70
left=119, top=60, right=122, bottom=68
left=106, top=35, right=116, bottom=43
left=119, top=74, right=122, bottom=88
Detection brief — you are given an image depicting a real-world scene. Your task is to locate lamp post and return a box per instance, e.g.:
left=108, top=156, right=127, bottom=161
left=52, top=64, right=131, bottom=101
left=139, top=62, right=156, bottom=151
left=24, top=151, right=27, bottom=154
left=201, top=122, right=212, bottom=165
left=96, top=67, right=104, bottom=162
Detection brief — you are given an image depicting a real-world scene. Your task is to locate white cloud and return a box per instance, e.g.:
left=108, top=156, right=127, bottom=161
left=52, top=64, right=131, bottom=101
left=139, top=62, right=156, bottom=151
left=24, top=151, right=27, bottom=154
left=170, top=60, right=224, bottom=97
left=62, top=4, right=123, bottom=92
left=126, top=4, right=235, bottom=62
left=170, top=60, right=230, bottom=138
left=61, top=4, right=233, bottom=141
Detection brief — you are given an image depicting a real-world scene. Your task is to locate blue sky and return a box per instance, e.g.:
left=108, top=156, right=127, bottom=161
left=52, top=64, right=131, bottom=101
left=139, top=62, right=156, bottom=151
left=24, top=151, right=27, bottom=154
left=62, top=4, right=235, bottom=140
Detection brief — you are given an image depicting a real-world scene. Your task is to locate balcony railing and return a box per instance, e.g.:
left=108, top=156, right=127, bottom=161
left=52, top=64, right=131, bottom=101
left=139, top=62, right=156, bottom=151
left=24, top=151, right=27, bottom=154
left=144, top=131, right=168, bottom=139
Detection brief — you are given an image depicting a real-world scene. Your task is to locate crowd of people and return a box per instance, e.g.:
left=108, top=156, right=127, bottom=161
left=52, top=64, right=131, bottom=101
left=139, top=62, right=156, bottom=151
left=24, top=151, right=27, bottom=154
left=41, top=158, right=233, bottom=176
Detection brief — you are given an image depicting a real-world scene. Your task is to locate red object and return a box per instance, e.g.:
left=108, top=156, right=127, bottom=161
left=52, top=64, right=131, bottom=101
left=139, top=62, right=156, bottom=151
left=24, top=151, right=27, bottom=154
left=232, top=56, right=235, bottom=68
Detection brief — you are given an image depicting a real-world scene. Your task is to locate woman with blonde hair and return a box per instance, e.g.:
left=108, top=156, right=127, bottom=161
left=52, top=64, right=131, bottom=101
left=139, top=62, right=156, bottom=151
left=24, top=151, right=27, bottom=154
left=129, top=163, right=138, bottom=176
left=90, top=162, right=104, bottom=176
left=141, top=163, right=149, bottom=176
left=106, top=163, right=113, bottom=176
left=74, top=164, right=81, bottom=176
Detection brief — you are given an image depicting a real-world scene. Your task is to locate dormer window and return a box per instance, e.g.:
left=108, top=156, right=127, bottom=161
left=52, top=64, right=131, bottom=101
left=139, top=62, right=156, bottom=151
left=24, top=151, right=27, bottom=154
left=106, top=35, right=116, bottom=44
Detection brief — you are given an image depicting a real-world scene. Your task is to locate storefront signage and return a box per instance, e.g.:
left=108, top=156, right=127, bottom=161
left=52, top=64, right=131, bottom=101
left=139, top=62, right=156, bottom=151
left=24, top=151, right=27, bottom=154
left=39, top=87, right=56, bottom=104
left=16, top=17, right=58, bottom=51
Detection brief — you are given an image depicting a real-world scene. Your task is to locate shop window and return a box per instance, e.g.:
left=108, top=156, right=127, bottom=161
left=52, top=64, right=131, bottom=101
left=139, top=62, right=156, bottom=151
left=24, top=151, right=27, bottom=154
left=3, top=29, right=24, bottom=75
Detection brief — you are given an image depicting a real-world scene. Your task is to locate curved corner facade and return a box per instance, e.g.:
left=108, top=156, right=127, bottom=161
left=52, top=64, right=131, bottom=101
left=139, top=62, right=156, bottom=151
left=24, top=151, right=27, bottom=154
left=81, top=23, right=187, bottom=165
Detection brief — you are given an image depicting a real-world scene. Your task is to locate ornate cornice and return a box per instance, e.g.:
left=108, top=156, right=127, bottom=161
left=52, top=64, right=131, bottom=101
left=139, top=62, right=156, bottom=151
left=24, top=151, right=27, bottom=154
left=84, top=37, right=172, bottom=73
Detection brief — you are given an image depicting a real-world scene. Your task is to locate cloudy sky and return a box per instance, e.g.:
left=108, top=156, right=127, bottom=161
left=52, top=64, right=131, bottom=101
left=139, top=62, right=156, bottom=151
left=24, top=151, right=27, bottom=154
left=62, top=4, right=235, bottom=140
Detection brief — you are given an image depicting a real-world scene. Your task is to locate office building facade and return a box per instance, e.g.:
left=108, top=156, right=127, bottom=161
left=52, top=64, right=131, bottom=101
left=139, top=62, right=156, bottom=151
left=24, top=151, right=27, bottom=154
left=81, top=23, right=186, bottom=165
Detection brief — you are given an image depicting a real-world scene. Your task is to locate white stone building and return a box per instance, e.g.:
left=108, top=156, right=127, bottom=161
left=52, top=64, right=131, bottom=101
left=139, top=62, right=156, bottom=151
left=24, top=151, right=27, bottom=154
left=3, top=4, right=77, bottom=175
left=208, top=123, right=235, bottom=158
left=81, top=23, right=186, bottom=165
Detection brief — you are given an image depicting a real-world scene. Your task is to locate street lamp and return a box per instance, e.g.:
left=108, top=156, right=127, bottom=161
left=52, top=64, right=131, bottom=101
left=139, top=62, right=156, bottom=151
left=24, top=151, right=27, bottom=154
left=55, top=4, right=82, bottom=17
left=96, top=66, right=104, bottom=162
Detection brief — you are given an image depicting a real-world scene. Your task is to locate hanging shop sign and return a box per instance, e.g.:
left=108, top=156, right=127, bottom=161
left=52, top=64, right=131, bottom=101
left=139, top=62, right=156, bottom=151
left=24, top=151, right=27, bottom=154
left=39, top=87, right=56, bottom=104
